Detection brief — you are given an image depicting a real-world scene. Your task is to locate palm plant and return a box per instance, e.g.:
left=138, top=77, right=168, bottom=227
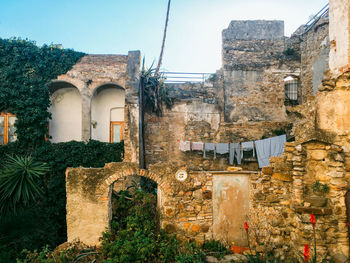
left=0, top=155, right=49, bottom=215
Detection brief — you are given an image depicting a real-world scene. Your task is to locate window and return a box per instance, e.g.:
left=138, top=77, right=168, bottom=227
left=110, top=122, right=124, bottom=143
left=0, top=112, right=17, bottom=144
left=284, top=76, right=299, bottom=106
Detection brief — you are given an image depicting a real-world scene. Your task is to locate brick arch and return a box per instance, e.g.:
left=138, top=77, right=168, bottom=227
left=97, top=163, right=164, bottom=195
left=66, top=162, right=166, bottom=246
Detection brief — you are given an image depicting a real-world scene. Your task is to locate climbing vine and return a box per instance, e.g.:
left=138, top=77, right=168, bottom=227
left=0, top=38, right=85, bottom=147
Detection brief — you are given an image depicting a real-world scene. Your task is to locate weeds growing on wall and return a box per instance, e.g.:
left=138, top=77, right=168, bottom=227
left=0, top=140, right=124, bottom=263
left=141, top=62, right=173, bottom=116
left=0, top=38, right=85, bottom=147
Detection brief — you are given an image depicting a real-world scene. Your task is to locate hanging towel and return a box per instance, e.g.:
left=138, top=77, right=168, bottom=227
left=235, top=143, right=242, bottom=164
left=192, top=142, right=204, bottom=151
left=229, top=143, right=240, bottom=165
left=204, top=143, right=216, bottom=159
left=229, top=143, right=235, bottom=165
left=255, top=138, right=271, bottom=168
left=179, top=140, right=191, bottom=152
left=241, top=141, right=255, bottom=157
left=270, top=135, right=286, bottom=157
left=216, top=143, right=229, bottom=154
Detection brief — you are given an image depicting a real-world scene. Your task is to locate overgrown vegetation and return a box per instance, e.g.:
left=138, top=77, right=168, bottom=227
left=0, top=155, right=49, bottom=215
left=142, top=64, right=173, bottom=116
left=0, top=141, right=124, bottom=262
left=0, top=38, right=85, bottom=147
left=17, top=188, right=210, bottom=263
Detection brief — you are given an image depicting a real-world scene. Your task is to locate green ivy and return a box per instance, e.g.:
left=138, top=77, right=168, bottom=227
left=0, top=38, right=85, bottom=147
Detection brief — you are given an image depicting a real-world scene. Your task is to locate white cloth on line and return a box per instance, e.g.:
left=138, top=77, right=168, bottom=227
left=179, top=140, right=191, bottom=152
left=192, top=142, right=204, bottom=151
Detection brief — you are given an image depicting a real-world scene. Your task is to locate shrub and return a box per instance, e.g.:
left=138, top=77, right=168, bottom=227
left=0, top=140, right=123, bottom=262
left=201, top=240, right=228, bottom=260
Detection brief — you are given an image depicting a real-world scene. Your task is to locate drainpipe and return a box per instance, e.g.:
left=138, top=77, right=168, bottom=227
left=138, top=75, right=145, bottom=169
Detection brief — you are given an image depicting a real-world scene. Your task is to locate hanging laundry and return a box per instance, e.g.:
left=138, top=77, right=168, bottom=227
left=255, top=138, right=271, bottom=168
left=203, top=143, right=216, bottom=159
left=179, top=140, right=191, bottom=152
left=229, top=143, right=241, bottom=165
left=216, top=143, right=229, bottom=154
left=234, top=143, right=242, bottom=165
left=271, top=134, right=286, bottom=157
left=254, top=134, right=287, bottom=168
left=192, top=141, right=204, bottom=151
left=241, top=141, right=255, bottom=157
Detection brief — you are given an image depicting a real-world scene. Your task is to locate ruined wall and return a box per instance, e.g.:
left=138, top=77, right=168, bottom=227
left=249, top=141, right=349, bottom=261
left=300, top=14, right=329, bottom=100
left=247, top=2, right=350, bottom=259
left=144, top=21, right=299, bottom=169
left=66, top=161, right=253, bottom=246
left=221, top=20, right=300, bottom=122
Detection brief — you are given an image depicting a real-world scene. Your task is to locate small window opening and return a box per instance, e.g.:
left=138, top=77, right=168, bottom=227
left=110, top=121, right=124, bottom=143
left=284, top=76, right=299, bottom=106
left=0, top=112, right=17, bottom=145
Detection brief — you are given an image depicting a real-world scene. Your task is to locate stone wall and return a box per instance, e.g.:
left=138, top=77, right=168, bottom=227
left=249, top=140, right=349, bottom=261
left=66, top=161, right=254, bottom=246
left=144, top=20, right=300, bottom=169
left=221, top=20, right=300, bottom=122
left=300, top=13, right=329, bottom=100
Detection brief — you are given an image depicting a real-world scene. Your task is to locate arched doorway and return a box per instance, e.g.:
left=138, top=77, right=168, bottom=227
left=91, top=83, right=125, bottom=143
left=66, top=162, right=163, bottom=246
left=49, top=81, right=82, bottom=142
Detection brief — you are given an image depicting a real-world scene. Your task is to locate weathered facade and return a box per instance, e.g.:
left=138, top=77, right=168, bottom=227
left=66, top=162, right=253, bottom=246
left=62, top=0, right=350, bottom=261
left=49, top=52, right=141, bottom=162
left=145, top=20, right=302, bottom=170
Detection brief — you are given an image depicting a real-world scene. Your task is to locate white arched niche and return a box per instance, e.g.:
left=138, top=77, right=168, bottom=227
left=49, top=81, right=82, bottom=143
left=91, top=84, right=125, bottom=143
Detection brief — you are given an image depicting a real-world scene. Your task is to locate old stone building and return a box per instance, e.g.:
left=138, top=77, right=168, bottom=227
left=55, top=0, right=350, bottom=261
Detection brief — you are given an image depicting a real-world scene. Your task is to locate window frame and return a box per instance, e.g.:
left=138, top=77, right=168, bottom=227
left=284, top=76, right=300, bottom=106
left=110, top=121, right=124, bottom=143
left=0, top=112, right=17, bottom=145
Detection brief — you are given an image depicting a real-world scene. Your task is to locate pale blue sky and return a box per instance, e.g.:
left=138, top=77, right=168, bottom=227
left=0, top=0, right=328, bottom=72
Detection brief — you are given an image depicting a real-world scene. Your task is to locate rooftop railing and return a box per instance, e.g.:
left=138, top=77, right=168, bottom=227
left=302, top=3, right=329, bottom=35
left=160, top=72, right=213, bottom=84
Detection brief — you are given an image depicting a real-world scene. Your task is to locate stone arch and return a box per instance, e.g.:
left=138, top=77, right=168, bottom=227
left=48, top=80, right=82, bottom=142
left=66, top=162, right=166, bottom=246
left=90, top=83, right=126, bottom=142
left=90, top=81, right=125, bottom=97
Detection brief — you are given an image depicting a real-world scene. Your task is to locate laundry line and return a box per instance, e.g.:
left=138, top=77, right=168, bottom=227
left=178, top=134, right=287, bottom=168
